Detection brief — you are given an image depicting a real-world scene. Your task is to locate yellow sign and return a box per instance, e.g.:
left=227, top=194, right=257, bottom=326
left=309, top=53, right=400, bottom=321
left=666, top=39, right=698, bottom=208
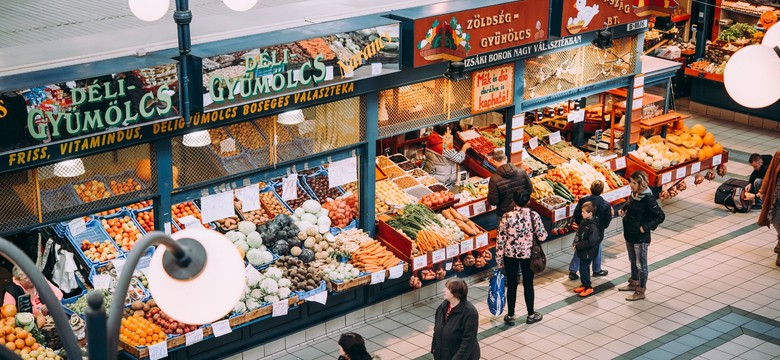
left=471, top=64, right=514, bottom=114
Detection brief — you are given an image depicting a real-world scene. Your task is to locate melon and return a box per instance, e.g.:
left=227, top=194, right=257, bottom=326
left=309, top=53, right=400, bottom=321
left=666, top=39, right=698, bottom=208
left=135, top=159, right=152, bottom=182
left=712, top=143, right=723, bottom=155
left=691, top=124, right=706, bottom=137
left=703, top=132, right=715, bottom=147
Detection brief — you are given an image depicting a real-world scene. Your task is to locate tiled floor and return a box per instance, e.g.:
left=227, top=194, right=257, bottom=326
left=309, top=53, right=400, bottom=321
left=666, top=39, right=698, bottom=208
left=250, top=112, right=780, bottom=360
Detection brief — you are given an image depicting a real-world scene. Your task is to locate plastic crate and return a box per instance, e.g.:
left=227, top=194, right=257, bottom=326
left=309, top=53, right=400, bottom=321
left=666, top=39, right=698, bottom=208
left=270, top=181, right=312, bottom=212
left=171, top=201, right=217, bottom=232
left=247, top=148, right=272, bottom=169
left=258, top=185, right=293, bottom=217
left=65, top=219, right=124, bottom=269
left=70, top=175, right=115, bottom=203
left=104, top=170, right=146, bottom=196
left=301, top=169, right=345, bottom=203
left=99, top=210, right=154, bottom=257
left=294, top=280, right=327, bottom=300
left=244, top=251, right=280, bottom=272
left=41, top=185, right=81, bottom=213
left=131, top=207, right=156, bottom=233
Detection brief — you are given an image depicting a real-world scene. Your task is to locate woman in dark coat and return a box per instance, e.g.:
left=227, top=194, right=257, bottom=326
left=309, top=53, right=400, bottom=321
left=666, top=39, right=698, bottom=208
left=618, top=170, right=665, bottom=301
left=431, top=279, right=480, bottom=360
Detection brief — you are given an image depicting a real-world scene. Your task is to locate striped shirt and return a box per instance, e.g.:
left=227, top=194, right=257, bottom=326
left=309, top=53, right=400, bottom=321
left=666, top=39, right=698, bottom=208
left=442, top=149, right=466, bottom=164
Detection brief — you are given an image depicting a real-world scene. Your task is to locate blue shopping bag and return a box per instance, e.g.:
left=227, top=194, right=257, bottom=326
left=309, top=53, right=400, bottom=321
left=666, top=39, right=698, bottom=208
left=488, top=268, right=506, bottom=316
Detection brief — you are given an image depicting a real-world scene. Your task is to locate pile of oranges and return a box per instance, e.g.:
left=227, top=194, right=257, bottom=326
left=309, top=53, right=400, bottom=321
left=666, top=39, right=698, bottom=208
left=0, top=325, right=39, bottom=353
left=120, top=315, right=167, bottom=347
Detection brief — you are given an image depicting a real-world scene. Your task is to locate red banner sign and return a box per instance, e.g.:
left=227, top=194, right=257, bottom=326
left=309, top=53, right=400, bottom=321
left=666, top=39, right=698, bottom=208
left=558, top=0, right=678, bottom=37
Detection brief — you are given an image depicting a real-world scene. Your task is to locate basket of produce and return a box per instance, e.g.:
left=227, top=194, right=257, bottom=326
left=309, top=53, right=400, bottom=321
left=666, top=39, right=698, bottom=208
left=419, top=191, right=457, bottom=212
left=294, top=280, right=327, bottom=300
left=397, top=161, right=417, bottom=171
left=120, top=299, right=208, bottom=358
left=105, top=170, right=146, bottom=196
left=428, top=184, right=449, bottom=193
left=380, top=204, right=467, bottom=259
left=65, top=219, right=123, bottom=269
left=540, top=195, right=568, bottom=210
left=225, top=221, right=278, bottom=270
left=271, top=180, right=313, bottom=211
left=408, top=168, right=430, bottom=178
left=348, top=238, right=403, bottom=274
left=388, top=154, right=408, bottom=163
left=97, top=210, right=148, bottom=254
left=133, top=208, right=155, bottom=233
left=376, top=156, right=395, bottom=169
left=88, top=264, right=150, bottom=306
left=478, top=127, right=505, bottom=148
left=529, top=146, right=567, bottom=166
left=465, top=137, right=496, bottom=156
left=235, top=194, right=275, bottom=227
left=393, top=176, right=420, bottom=189
left=376, top=180, right=417, bottom=208
left=207, top=128, right=242, bottom=158
left=72, top=176, right=114, bottom=203
left=405, top=185, right=434, bottom=200
left=382, top=165, right=406, bottom=179
left=325, top=262, right=372, bottom=293
left=547, top=142, right=586, bottom=161
left=302, top=169, right=346, bottom=203
left=518, top=156, right=549, bottom=177
left=321, top=193, right=359, bottom=230
left=170, top=201, right=215, bottom=231
left=524, top=125, right=551, bottom=139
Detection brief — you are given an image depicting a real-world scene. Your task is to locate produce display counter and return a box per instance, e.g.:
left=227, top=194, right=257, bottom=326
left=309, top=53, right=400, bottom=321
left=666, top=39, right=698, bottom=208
left=626, top=151, right=729, bottom=187
left=683, top=68, right=724, bottom=83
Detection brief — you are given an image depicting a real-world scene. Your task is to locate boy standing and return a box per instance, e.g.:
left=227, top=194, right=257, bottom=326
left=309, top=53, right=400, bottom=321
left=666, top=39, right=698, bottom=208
left=572, top=202, right=603, bottom=297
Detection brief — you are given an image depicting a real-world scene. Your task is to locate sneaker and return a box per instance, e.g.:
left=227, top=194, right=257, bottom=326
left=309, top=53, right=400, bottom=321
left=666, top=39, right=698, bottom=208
left=574, top=286, right=587, bottom=293
left=526, top=312, right=543, bottom=324
left=579, top=287, right=594, bottom=297
left=592, top=270, right=609, bottom=277
left=503, top=315, right=515, bottom=326
left=568, top=272, right=579, bottom=280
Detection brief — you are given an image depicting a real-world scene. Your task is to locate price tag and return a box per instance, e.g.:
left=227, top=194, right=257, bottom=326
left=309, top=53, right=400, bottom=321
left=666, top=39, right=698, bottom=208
left=235, top=184, right=261, bottom=212
left=370, top=271, right=386, bottom=285
left=446, top=244, right=460, bottom=259
left=201, top=191, right=235, bottom=223
left=272, top=300, right=289, bottom=317
left=712, top=154, right=722, bottom=166
left=554, top=207, right=567, bottom=221
left=691, top=162, right=701, bottom=173
left=69, top=218, right=86, bottom=237
left=522, top=149, right=531, bottom=160
left=148, top=341, right=168, bottom=360
left=549, top=131, right=562, bottom=145
left=219, top=138, right=236, bottom=154
left=445, top=261, right=453, bottom=271
left=371, top=63, right=382, bottom=75
left=309, top=291, right=328, bottom=305
left=92, top=274, right=111, bottom=290
left=510, top=141, right=523, bottom=154
left=615, top=157, right=627, bottom=169
left=473, top=201, right=487, bottom=214
left=389, top=264, right=404, bottom=279
left=413, top=255, right=428, bottom=270
left=570, top=110, right=586, bottom=123
left=632, top=98, right=643, bottom=109
left=111, top=259, right=126, bottom=277
left=329, top=157, right=358, bottom=188
left=476, top=233, right=488, bottom=248
left=512, top=128, right=524, bottom=142
left=185, top=328, right=204, bottom=346
left=456, top=206, right=471, bottom=218
left=460, top=239, right=474, bottom=253
left=164, top=222, right=172, bottom=235
left=211, top=319, right=232, bottom=337
left=281, top=174, right=298, bottom=201
left=178, top=215, right=201, bottom=229
left=529, top=137, right=539, bottom=149
left=512, top=114, right=525, bottom=128
left=432, top=249, right=446, bottom=263
left=676, top=167, right=687, bottom=179
left=325, top=66, right=334, bottom=81
left=661, top=172, right=672, bottom=184
left=569, top=203, right=578, bottom=216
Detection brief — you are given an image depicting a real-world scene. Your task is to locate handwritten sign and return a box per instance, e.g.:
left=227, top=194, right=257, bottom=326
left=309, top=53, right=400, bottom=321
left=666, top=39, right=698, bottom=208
left=460, top=239, right=474, bottom=253
left=370, top=271, right=386, bottom=285
left=661, top=172, right=672, bottom=184
left=272, top=300, right=289, bottom=317
left=389, top=264, right=404, bottom=279
left=473, top=202, right=487, bottom=215
left=309, top=291, right=328, bottom=305
left=432, top=249, right=446, bottom=263
left=211, top=320, right=232, bottom=337
left=148, top=341, right=168, bottom=360
left=446, top=244, right=460, bottom=259
left=185, top=328, right=204, bottom=346
left=235, top=184, right=261, bottom=212
left=529, top=137, right=539, bottom=149
left=676, top=167, right=687, bottom=179
left=178, top=215, right=200, bottom=229
left=548, top=131, right=562, bottom=145
left=201, top=191, right=235, bottom=223
left=471, top=64, right=515, bottom=113
left=413, top=255, right=428, bottom=270
left=69, top=218, right=86, bottom=237
left=329, top=157, right=358, bottom=188
left=476, top=233, right=488, bottom=248
left=712, top=154, right=722, bottom=166
left=615, top=157, right=627, bottom=169
left=511, top=141, right=523, bottom=154
left=281, top=175, right=298, bottom=201
left=512, top=114, right=525, bottom=128
left=691, top=162, right=701, bottom=174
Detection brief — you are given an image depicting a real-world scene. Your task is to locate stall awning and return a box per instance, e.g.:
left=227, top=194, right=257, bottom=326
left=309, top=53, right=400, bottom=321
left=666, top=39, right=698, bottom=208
left=642, top=56, right=683, bottom=85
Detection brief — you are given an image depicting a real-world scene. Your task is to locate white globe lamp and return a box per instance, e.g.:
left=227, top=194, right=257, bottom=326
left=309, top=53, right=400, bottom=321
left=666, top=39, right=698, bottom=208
left=129, top=0, right=169, bottom=22
left=223, top=0, right=258, bottom=12
left=724, top=45, right=780, bottom=108
left=762, top=24, right=780, bottom=50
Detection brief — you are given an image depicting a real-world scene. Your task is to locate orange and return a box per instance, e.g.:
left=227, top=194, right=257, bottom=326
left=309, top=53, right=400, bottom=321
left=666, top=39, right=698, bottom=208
left=30, top=343, right=39, bottom=351
left=1, top=304, right=16, bottom=318
left=6, top=334, right=15, bottom=343
left=14, top=339, right=24, bottom=349
left=692, top=134, right=703, bottom=148
left=5, top=341, right=15, bottom=351
left=24, top=337, right=34, bottom=347
left=691, top=124, right=706, bottom=137
left=712, top=143, right=724, bottom=155
left=703, top=132, right=715, bottom=146
left=15, top=329, right=27, bottom=339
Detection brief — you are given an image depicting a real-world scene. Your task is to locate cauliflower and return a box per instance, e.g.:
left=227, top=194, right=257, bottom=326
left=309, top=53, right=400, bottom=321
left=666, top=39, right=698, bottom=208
left=246, top=231, right=263, bottom=248
left=246, top=249, right=267, bottom=266
left=265, top=267, right=283, bottom=281
left=246, top=298, right=262, bottom=311
left=225, top=231, right=246, bottom=243
left=246, top=270, right=262, bottom=288
left=232, top=301, right=247, bottom=314
left=264, top=295, right=280, bottom=303
left=238, top=221, right=256, bottom=235
left=235, top=240, right=249, bottom=253
left=261, top=278, right=279, bottom=294
left=250, top=289, right=264, bottom=300
left=278, top=287, right=292, bottom=299
left=262, top=250, right=274, bottom=263
left=278, top=278, right=292, bottom=288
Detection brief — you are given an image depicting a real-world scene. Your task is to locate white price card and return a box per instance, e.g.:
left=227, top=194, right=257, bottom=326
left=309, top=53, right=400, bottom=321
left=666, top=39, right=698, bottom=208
left=413, top=255, right=428, bottom=270
left=569, top=110, right=586, bottom=123
left=661, top=172, right=672, bottom=184
left=510, top=141, right=523, bottom=154
left=446, top=244, right=460, bottom=259
left=512, top=114, right=525, bottom=128
left=445, top=261, right=452, bottom=271
left=473, top=201, right=487, bottom=214
left=325, top=66, right=334, bottom=81
left=111, top=259, right=126, bottom=277
left=456, top=206, right=471, bottom=218
left=272, top=300, right=289, bottom=317
left=529, top=137, right=539, bottom=149
left=370, top=271, right=385, bottom=285
left=549, top=131, right=562, bottom=145
left=632, top=98, right=643, bottom=109
left=211, top=319, right=232, bottom=337
left=178, top=215, right=201, bottom=229
left=676, top=167, right=687, bottom=179
left=615, top=157, right=627, bottom=169
left=691, top=162, right=701, bottom=173
left=185, top=328, right=204, bottom=346
left=554, top=207, right=567, bottom=221
left=164, top=222, right=172, bottom=235
left=69, top=218, right=86, bottom=237
left=329, top=157, right=358, bottom=188
left=712, top=154, right=722, bottom=166
left=281, top=175, right=298, bottom=201
left=522, top=149, right=531, bottom=160
left=371, top=63, right=383, bottom=75
left=92, top=274, right=111, bottom=290
left=476, top=233, right=489, bottom=248
left=235, top=184, right=261, bottom=212
left=460, top=239, right=474, bottom=253
left=512, top=128, right=524, bottom=142
left=201, top=191, right=235, bottom=224
left=148, top=340, right=168, bottom=360
left=432, top=249, right=446, bottom=263
left=389, top=264, right=404, bottom=279
left=220, top=138, right=236, bottom=154
left=309, top=291, right=328, bottom=305
left=569, top=203, right=578, bottom=216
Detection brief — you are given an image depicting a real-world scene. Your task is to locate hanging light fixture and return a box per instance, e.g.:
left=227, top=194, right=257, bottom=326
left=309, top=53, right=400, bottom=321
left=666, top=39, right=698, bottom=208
left=724, top=44, right=780, bottom=108
left=277, top=110, right=306, bottom=125
left=53, top=159, right=86, bottom=178
left=182, top=130, right=212, bottom=147
left=592, top=27, right=614, bottom=49
left=222, top=0, right=258, bottom=11
left=128, top=0, right=169, bottom=22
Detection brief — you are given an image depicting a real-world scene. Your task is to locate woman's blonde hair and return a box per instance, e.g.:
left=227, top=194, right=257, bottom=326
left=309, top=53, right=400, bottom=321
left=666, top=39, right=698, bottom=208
left=629, top=170, right=650, bottom=192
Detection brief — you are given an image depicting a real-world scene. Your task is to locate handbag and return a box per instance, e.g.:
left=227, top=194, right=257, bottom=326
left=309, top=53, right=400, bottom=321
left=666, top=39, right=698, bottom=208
left=487, top=268, right=506, bottom=316
left=527, top=210, right=547, bottom=274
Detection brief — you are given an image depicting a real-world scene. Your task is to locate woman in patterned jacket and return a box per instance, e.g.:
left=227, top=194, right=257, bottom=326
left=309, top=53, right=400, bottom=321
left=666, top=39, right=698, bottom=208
left=496, top=191, right=548, bottom=326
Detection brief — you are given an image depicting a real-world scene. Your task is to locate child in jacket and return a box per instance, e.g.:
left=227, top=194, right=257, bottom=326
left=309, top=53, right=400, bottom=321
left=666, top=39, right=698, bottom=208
left=572, top=202, right=602, bottom=297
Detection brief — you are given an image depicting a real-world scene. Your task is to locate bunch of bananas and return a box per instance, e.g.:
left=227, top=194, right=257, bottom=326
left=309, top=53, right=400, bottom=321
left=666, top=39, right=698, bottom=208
left=531, top=177, right=554, bottom=200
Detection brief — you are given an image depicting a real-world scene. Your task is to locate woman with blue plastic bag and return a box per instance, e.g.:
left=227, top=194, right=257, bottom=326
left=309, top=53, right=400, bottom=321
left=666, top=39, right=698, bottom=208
left=496, top=191, right=547, bottom=326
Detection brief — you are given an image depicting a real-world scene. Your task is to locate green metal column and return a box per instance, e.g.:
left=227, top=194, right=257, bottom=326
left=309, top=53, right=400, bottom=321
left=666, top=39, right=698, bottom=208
left=154, top=139, right=174, bottom=233
left=360, top=93, right=378, bottom=237
left=505, top=59, right=525, bottom=156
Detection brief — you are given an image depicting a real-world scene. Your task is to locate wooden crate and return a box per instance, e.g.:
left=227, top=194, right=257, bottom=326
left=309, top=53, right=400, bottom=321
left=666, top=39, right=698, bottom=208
left=626, top=151, right=729, bottom=187
left=328, top=274, right=371, bottom=292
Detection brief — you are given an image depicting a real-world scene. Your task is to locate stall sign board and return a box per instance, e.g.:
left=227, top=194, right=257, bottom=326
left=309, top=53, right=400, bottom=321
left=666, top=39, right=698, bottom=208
left=552, top=0, right=666, bottom=37
left=472, top=64, right=514, bottom=114
left=407, top=1, right=550, bottom=68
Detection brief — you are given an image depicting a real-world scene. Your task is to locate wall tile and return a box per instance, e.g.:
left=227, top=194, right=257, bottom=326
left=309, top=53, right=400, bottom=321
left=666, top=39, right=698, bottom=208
left=748, top=116, right=763, bottom=128
left=285, top=330, right=307, bottom=348
left=706, top=106, right=721, bottom=118
left=305, top=323, right=327, bottom=341
left=345, top=309, right=365, bottom=326
left=242, top=344, right=265, bottom=360
left=719, top=109, right=735, bottom=122
left=734, top=112, right=749, bottom=125
left=326, top=316, right=346, bottom=334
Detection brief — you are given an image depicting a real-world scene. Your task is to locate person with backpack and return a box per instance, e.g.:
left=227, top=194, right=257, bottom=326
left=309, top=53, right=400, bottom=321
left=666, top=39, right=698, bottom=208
left=567, top=180, right=612, bottom=281
left=618, top=171, right=665, bottom=301
left=572, top=202, right=603, bottom=297
left=488, top=150, right=533, bottom=222
left=2, top=266, right=64, bottom=316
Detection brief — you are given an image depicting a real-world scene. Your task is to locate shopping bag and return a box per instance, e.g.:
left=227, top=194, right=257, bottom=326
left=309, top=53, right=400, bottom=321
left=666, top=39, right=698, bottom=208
left=488, top=268, right=506, bottom=316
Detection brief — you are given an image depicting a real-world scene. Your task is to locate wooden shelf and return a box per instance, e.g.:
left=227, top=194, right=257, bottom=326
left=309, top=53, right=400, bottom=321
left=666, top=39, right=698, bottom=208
left=684, top=68, right=725, bottom=83
left=639, top=112, right=684, bottom=129
left=614, top=93, right=666, bottom=110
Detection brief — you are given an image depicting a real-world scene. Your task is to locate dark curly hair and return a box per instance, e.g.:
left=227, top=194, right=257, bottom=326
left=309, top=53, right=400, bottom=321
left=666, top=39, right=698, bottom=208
left=338, top=332, right=372, bottom=360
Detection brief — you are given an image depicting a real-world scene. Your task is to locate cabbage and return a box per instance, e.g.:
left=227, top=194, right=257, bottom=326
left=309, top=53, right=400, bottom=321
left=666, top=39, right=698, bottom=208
left=278, top=287, right=291, bottom=299
left=238, top=221, right=256, bottom=235
left=302, top=200, right=321, bottom=214
left=225, top=231, right=246, bottom=243
left=246, top=271, right=262, bottom=288
left=261, top=278, right=279, bottom=294
left=247, top=232, right=263, bottom=248
left=301, top=213, right=318, bottom=225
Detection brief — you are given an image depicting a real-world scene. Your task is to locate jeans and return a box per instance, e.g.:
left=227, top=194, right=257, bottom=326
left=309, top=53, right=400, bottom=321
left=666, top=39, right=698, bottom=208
left=569, top=243, right=603, bottom=273
left=579, top=258, right=593, bottom=287
left=626, top=242, right=649, bottom=288
left=504, top=257, right=535, bottom=317
left=750, top=178, right=763, bottom=195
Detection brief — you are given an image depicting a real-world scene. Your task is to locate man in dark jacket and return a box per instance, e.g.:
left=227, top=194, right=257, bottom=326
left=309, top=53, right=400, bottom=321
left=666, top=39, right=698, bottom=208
left=487, top=150, right=532, bottom=221
left=747, top=153, right=773, bottom=206
left=567, top=180, right=612, bottom=280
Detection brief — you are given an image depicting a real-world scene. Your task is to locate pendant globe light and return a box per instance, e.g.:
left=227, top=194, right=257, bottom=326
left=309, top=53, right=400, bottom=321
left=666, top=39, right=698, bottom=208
left=223, top=0, right=258, bottom=11
left=128, top=0, right=169, bottom=22
left=53, top=159, right=86, bottom=178
left=724, top=44, right=780, bottom=108
left=182, top=130, right=212, bottom=147
left=277, top=110, right=306, bottom=125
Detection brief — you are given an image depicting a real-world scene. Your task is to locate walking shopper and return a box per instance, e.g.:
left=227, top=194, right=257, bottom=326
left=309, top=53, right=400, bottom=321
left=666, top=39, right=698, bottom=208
left=488, top=149, right=533, bottom=222
left=567, top=180, right=612, bottom=280
left=337, top=332, right=374, bottom=360
left=431, top=279, right=480, bottom=360
left=756, top=150, right=780, bottom=266
left=572, top=202, right=603, bottom=297
left=618, top=170, right=665, bottom=301
left=496, top=191, right=547, bottom=325
left=748, top=153, right=773, bottom=206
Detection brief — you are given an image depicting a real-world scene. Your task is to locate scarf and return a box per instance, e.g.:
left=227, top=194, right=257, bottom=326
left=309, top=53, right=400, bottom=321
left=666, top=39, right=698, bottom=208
left=631, top=187, right=653, bottom=201
left=758, top=150, right=780, bottom=227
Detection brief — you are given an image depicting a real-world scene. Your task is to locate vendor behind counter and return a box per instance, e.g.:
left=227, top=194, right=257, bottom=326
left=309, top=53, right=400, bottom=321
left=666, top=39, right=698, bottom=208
left=422, top=130, right=471, bottom=187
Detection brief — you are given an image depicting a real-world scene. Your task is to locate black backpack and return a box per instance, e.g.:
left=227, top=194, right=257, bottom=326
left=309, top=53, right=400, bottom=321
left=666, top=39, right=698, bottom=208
left=715, top=179, right=752, bottom=213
